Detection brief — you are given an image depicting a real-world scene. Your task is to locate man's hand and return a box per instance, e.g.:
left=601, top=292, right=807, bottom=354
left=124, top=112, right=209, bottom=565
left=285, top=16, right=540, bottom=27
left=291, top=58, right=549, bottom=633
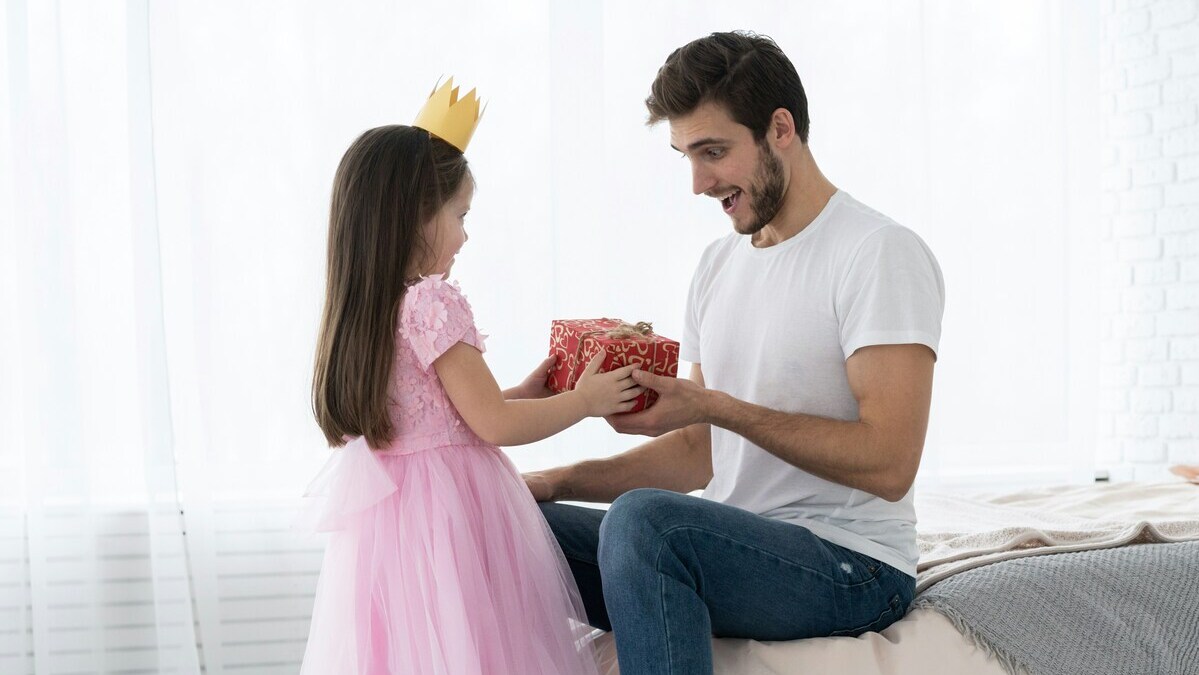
left=606, top=368, right=710, bottom=437
left=506, top=355, right=557, bottom=400
left=522, top=469, right=558, bottom=502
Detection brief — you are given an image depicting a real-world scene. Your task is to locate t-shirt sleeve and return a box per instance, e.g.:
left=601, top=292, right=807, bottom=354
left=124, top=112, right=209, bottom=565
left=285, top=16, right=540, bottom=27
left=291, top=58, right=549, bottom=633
left=836, top=226, right=945, bottom=360
left=398, top=276, right=487, bottom=371
left=681, top=241, right=720, bottom=364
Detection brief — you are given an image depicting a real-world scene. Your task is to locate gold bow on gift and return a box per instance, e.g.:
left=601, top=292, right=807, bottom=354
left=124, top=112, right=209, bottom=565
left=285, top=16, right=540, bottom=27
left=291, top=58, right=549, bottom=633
left=603, top=321, right=654, bottom=339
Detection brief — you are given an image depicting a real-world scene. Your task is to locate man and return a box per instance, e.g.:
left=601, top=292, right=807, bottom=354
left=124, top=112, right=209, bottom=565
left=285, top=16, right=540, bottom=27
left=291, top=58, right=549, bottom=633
left=525, top=31, right=944, bottom=674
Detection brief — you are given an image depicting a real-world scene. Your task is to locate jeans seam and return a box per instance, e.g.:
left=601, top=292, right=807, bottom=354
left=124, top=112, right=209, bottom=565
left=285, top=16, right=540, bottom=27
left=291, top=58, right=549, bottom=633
left=657, top=569, right=675, bottom=674
left=828, top=594, right=903, bottom=637
left=656, top=523, right=880, bottom=589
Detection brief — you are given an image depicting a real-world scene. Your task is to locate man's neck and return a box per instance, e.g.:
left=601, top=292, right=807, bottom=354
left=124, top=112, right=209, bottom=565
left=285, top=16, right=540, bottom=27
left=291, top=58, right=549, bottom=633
left=751, top=152, right=838, bottom=248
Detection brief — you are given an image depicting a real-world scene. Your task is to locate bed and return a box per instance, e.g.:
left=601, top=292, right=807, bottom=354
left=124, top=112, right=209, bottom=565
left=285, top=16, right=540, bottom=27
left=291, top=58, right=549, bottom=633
left=593, top=479, right=1199, bottom=674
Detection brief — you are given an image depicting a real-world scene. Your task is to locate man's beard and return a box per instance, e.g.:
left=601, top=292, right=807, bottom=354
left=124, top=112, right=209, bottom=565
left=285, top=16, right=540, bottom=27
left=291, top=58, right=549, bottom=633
left=735, top=142, right=786, bottom=236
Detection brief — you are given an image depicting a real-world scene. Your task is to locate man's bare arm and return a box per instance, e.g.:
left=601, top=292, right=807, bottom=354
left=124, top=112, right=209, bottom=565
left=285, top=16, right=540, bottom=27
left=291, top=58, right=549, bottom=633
left=610, top=344, right=935, bottom=502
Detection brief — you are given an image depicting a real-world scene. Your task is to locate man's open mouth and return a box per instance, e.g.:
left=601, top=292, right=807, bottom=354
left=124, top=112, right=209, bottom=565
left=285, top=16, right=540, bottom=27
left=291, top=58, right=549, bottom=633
left=720, top=189, right=742, bottom=214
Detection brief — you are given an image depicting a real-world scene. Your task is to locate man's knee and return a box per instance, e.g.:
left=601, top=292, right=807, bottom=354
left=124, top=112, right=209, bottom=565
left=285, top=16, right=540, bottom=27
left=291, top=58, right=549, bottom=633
left=597, top=488, right=688, bottom=573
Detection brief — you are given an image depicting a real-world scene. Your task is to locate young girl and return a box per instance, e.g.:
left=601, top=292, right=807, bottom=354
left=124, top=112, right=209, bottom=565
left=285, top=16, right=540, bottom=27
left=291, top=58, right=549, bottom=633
left=300, top=122, right=641, bottom=674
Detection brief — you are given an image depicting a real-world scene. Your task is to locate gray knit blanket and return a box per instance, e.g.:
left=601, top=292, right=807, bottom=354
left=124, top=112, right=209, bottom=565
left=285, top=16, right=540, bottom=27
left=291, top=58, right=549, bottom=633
left=912, top=541, right=1199, bottom=675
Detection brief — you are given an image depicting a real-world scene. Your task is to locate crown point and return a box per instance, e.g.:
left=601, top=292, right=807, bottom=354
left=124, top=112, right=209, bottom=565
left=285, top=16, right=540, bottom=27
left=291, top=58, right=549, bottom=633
left=413, top=76, right=483, bottom=153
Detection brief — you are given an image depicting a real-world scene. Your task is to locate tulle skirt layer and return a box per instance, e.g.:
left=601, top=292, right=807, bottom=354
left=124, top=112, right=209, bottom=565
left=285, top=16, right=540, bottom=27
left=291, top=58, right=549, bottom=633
left=299, top=437, right=600, bottom=675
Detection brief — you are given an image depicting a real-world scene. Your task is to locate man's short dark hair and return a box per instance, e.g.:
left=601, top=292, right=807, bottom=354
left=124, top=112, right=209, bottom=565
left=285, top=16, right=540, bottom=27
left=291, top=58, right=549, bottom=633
left=646, top=31, right=810, bottom=144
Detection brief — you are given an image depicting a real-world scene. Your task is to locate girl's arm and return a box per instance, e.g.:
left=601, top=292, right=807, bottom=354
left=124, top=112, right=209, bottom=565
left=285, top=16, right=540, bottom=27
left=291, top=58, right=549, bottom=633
left=435, top=343, right=642, bottom=446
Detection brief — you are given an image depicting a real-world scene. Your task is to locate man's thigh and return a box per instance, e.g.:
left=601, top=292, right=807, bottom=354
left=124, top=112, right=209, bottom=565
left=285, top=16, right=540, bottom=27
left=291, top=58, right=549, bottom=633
left=601, top=489, right=914, bottom=640
left=539, top=501, right=611, bottom=631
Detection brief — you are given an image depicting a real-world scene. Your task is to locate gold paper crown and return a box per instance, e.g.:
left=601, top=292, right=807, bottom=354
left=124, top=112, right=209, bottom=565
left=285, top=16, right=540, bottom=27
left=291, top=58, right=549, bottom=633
left=412, top=77, right=483, bottom=153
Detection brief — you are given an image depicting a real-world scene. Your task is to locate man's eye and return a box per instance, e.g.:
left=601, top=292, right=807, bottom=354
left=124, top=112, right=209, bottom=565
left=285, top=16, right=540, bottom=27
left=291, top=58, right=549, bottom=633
left=708, top=148, right=724, bottom=159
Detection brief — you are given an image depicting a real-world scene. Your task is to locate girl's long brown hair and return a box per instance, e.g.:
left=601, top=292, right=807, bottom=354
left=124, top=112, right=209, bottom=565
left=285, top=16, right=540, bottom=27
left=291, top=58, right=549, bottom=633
left=313, top=125, right=469, bottom=448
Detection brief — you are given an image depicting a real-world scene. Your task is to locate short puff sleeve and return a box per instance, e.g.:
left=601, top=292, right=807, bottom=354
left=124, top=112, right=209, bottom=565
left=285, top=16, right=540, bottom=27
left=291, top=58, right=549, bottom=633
left=398, top=275, right=487, bottom=370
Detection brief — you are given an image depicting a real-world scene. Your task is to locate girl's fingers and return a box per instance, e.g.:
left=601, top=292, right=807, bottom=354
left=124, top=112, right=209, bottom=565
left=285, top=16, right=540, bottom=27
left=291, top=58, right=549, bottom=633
left=606, top=363, right=640, bottom=378
left=582, top=352, right=606, bottom=376
left=620, top=386, right=645, bottom=401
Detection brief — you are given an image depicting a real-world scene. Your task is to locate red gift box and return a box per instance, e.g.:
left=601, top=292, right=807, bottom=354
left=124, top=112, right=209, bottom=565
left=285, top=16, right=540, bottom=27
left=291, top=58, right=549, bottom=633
left=547, top=318, right=680, bottom=413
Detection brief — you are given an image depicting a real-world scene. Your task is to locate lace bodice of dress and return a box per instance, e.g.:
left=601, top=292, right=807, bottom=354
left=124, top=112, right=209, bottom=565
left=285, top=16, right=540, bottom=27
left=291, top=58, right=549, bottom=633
left=388, top=275, right=489, bottom=451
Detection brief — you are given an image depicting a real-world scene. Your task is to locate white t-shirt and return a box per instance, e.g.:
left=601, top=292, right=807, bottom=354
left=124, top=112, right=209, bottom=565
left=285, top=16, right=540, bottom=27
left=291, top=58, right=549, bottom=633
left=682, top=190, right=944, bottom=577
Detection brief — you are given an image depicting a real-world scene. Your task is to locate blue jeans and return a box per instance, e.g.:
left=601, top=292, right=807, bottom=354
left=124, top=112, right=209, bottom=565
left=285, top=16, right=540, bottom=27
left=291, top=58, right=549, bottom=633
left=540, top=488, right=915, bottom=675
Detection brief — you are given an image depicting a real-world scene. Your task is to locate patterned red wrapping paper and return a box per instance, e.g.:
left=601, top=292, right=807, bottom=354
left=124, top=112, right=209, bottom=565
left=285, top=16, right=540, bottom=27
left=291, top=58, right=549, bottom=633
left=547, top=318, right=680, bottom=413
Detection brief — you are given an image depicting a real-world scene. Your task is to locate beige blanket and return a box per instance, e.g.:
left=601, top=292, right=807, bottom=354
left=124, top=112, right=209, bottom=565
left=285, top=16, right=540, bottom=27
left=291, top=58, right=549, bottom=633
left=914, top=480, right=1199, bottom=592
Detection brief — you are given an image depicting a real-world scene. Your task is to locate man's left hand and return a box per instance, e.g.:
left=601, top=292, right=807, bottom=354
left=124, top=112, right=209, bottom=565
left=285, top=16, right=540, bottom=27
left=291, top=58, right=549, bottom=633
left=605, top=368, right=708, bottom=437
left=507, top=355, right=557, bottom=400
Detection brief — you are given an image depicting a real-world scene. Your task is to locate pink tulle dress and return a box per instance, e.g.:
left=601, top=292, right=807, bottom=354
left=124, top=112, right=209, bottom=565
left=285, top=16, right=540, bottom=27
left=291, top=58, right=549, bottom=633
left=299, top=276, right=600, bottom=675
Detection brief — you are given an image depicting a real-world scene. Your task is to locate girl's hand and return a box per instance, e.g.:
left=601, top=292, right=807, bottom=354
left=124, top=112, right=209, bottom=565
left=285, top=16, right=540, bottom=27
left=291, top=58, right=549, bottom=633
left=507, top=355, right=558, bottom=400
left=574, top=353, right=644, bottom=417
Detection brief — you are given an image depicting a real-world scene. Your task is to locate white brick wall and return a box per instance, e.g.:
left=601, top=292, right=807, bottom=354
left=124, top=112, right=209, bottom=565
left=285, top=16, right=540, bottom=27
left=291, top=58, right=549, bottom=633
left=1102, top=0, right=1199, bottom=480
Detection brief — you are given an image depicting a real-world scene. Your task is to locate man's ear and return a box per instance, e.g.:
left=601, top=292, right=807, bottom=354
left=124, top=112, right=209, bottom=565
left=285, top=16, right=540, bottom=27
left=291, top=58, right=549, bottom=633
left=770, top=108, right=798, bottom=150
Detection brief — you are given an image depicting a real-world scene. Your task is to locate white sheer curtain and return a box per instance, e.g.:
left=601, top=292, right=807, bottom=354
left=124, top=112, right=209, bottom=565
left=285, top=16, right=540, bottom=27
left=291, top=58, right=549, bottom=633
left=2, top=1, right=199, bottom=672
left=2, top=0, right=1099, bottom=672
